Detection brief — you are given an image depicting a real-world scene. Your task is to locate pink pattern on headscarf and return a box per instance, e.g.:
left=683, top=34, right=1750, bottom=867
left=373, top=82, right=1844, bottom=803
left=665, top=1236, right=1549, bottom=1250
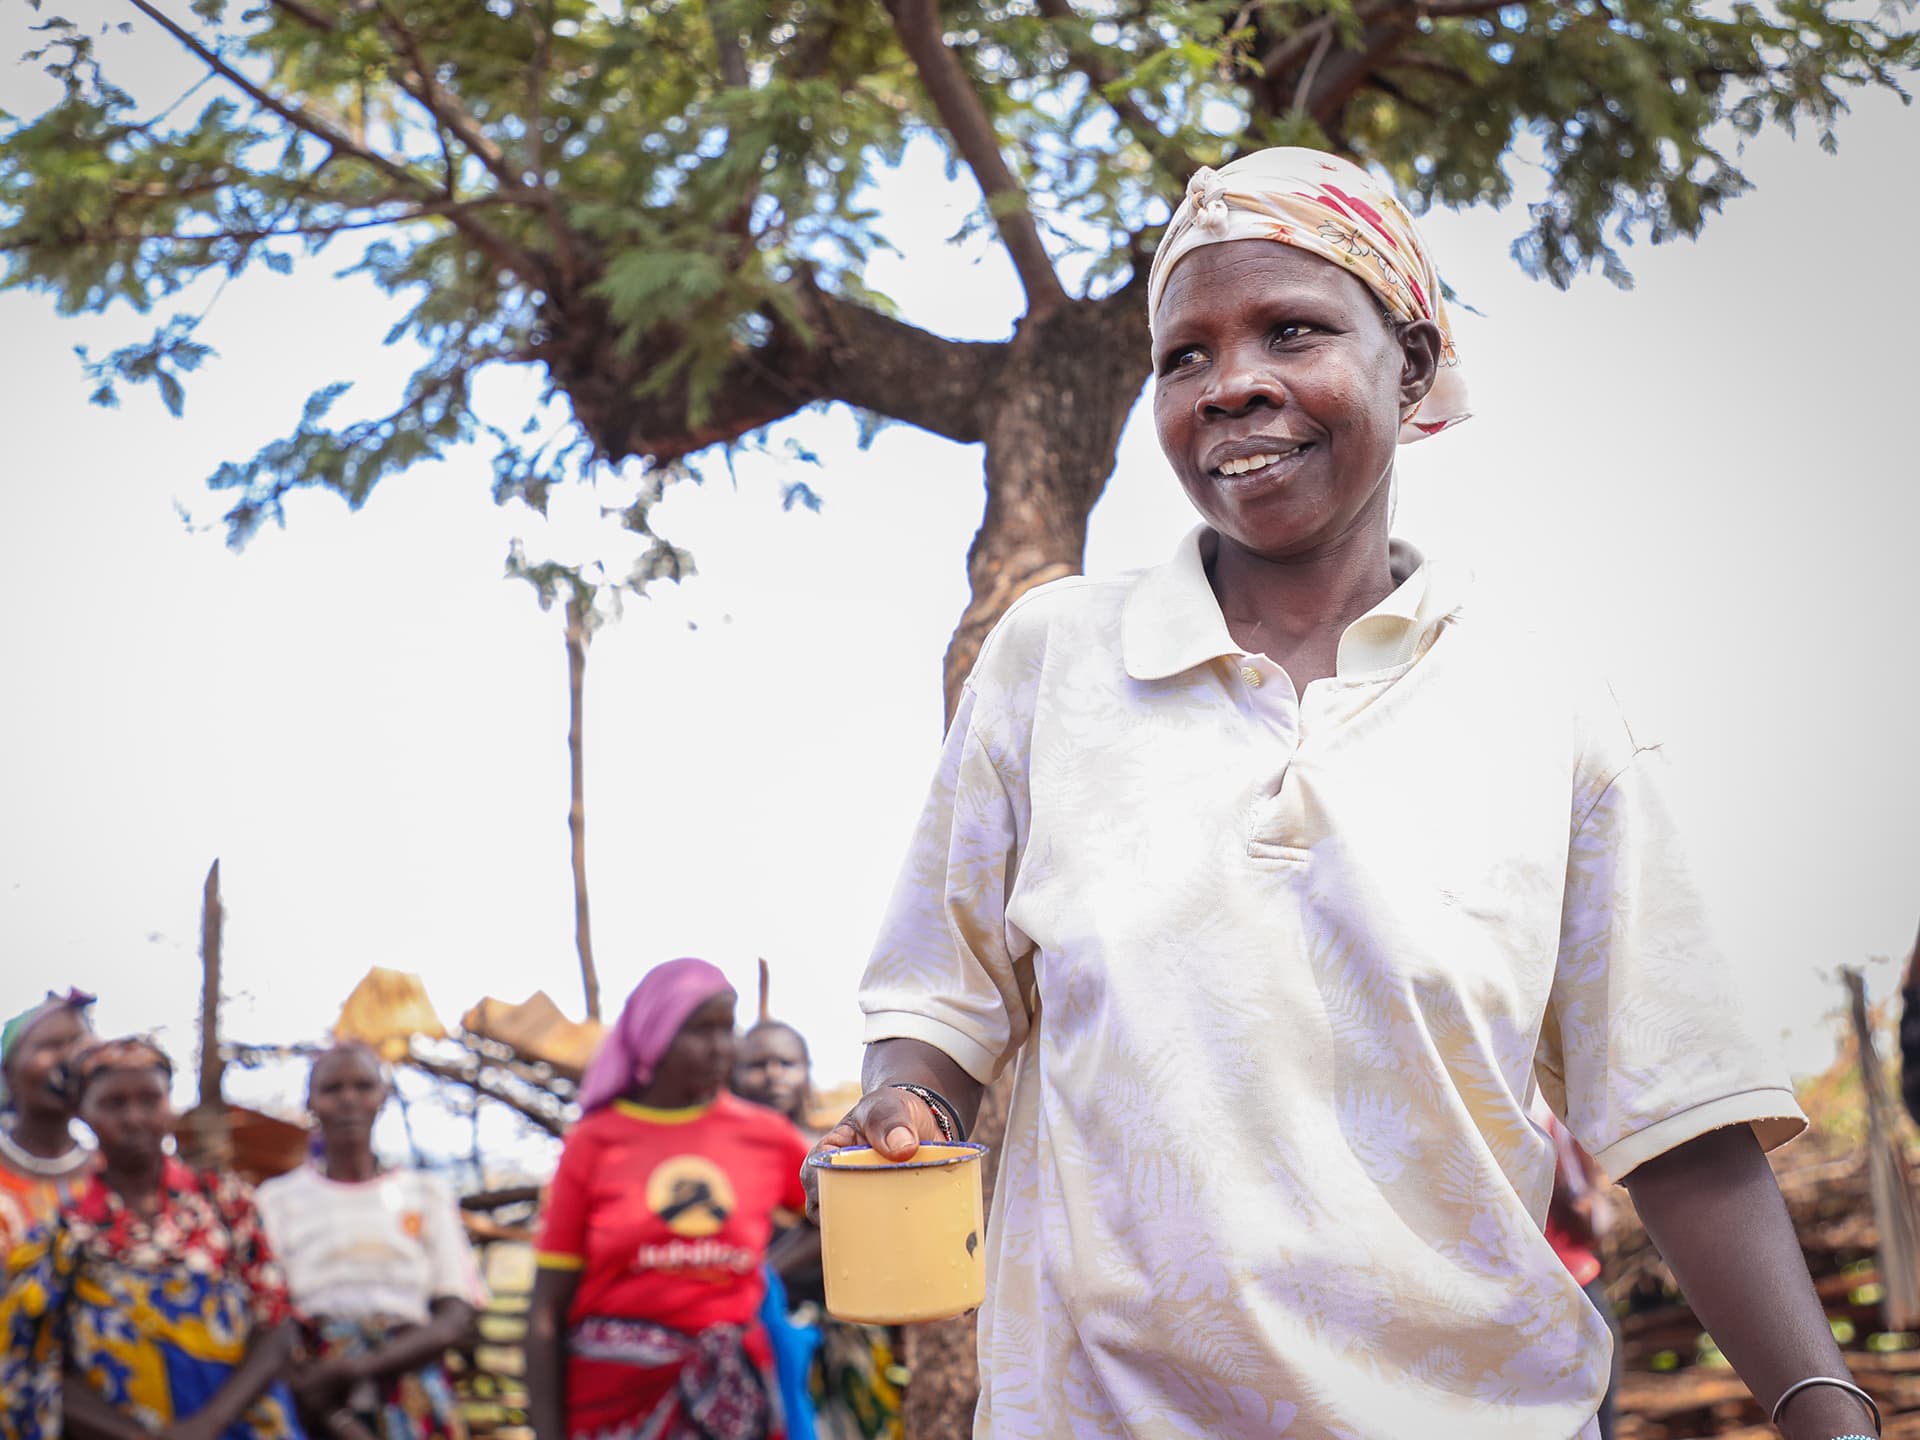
left=576, top=958, right=735, bottom=1113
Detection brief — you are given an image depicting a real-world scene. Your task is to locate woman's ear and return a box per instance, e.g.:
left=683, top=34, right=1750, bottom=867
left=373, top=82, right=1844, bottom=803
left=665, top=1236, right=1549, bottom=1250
left=1397, top=318, right=1443, bottom=414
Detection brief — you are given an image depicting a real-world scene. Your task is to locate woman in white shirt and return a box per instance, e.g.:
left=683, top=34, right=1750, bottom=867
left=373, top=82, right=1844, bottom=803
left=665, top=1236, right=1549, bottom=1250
left=816, top=147, right=1878, bottom=1440
left=257, top=1043, right=487, bottom=1440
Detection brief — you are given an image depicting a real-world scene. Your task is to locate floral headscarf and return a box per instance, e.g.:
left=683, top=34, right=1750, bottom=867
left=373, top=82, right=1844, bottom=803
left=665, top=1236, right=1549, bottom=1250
left=1148, top=147, right=1471, bottom=443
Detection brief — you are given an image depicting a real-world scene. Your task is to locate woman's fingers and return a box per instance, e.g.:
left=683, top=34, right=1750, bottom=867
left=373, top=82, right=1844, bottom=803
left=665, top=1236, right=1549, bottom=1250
left=801, top=1088, right=942, bottom=1221
left=864, top=1088, right=930, bottom=1160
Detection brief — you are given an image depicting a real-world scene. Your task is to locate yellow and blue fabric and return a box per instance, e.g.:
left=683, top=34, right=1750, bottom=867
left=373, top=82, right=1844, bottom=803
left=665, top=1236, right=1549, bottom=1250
left=0, top=1159, right=303, bottom=1440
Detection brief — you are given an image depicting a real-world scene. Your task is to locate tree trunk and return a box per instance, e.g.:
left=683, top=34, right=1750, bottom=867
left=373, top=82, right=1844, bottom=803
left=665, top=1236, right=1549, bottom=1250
left=565, top=599, right=601, bottom=1023
left=903, top=286, right=1149, bottom=1437
left=940, top=284, right=1152, bottom=715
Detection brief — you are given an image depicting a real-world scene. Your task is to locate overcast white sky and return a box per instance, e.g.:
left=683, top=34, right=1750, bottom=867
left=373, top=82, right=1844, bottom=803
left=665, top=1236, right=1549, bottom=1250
left=2, top=22, right=1917, bottom=1122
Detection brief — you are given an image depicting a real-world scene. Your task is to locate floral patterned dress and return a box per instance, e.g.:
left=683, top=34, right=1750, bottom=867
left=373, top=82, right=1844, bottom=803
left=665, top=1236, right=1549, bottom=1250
left=0, top=1157, right=305, bottom=1440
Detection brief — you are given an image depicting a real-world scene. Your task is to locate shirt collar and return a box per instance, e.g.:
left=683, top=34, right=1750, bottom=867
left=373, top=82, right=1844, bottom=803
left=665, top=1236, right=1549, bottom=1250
left=1121, top=525, right=1462, bottom=683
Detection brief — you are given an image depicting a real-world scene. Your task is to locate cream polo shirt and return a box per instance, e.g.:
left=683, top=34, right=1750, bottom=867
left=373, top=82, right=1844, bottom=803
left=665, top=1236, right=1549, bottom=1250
left=860, top=526, right=1803, bottom=1440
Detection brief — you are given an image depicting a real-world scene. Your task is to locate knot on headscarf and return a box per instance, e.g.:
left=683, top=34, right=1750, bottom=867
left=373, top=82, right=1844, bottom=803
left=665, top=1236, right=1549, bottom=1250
left=1184, top=166, right=1231, bottom=235
left=1148, top=146, right=1471, bottom=443
left=576, top=958, right=735, bottom=1114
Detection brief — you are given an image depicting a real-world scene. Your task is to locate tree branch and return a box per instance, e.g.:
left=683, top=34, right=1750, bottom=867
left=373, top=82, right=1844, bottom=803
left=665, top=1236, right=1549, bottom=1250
left=126, top=0, right=422, bottom=194
left=2, top=196, right=546, bottom=252
left=406, top=1053, right=567, bottom=1137
left=265, top=0, right=335, bottom=31
left=881, top=0, right=1069, bottom=319
left=800, top=282, right=1005, bottom=443
left=1031, top=0, right=1198, bottom=182
left=549, top=276, right=1005, bottom=465
left=704, top=0, right=748, bottom=88
left=372, top=0, right=524, bottom=191
left=123, top=0, right=541, bottom=278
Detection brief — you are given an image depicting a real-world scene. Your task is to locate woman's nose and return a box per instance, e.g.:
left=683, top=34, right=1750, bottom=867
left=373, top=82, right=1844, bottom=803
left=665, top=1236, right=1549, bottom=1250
left=1200, top=347, right=1285, bottom=418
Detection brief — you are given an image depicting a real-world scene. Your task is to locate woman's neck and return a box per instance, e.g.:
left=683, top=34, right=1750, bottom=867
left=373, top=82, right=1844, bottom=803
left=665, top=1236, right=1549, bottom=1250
left=100, top=1150, right=166, bottom=1209
left=4, top=1111, right=78, bottom=1161
left=319, top=1138, right=380, bottom=1183
left=1209, top=514, right=1396, bottom=677
left=627, top=1081, right=718, bottom=1112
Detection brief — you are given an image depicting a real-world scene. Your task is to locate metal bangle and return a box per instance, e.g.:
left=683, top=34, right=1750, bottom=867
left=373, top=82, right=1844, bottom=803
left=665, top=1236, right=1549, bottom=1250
left=1769, top=1376, right=1881, bottom=1434
left=889, top=1083, right=965, bottom=1143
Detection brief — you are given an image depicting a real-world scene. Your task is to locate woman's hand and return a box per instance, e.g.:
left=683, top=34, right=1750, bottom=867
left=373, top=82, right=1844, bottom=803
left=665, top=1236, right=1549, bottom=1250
left=801, top=1038, right=986, bottom=1222
left=290, top=1355, right=360, bottom=1412
left=802, top=1085, right=949, bottom=1223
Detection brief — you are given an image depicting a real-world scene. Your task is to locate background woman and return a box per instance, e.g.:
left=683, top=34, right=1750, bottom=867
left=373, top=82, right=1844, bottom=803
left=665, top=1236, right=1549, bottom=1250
left=525, top=959, right=809, bottom=1440
left=257, top=1043, right=486, bottom=1440
left=822, top=148, right=1877, bottom=1439
left=0, top=989, right=95, bottom=1256
left=0, top=1037, right=302, bottom=1440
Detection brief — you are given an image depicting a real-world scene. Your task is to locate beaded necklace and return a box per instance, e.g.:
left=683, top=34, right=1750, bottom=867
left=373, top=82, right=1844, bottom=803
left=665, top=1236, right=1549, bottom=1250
left=0, top=1120, right=94, bottom=1179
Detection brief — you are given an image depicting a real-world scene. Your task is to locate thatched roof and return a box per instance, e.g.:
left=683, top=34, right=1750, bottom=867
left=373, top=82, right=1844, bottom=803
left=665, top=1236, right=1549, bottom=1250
left=460, top=991, right=603, bottom=1079
left=334, top=966, right=447, bottom=1059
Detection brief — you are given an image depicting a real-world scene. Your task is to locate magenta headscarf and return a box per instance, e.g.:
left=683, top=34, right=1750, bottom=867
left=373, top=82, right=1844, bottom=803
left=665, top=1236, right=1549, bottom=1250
left=576, top=958, right=736, bottom=1113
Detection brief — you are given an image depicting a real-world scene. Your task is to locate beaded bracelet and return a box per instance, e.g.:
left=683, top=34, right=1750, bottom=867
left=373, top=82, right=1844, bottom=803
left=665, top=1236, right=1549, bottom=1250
left=889, top=1082, right=967, bottom=1143
left=1769, top=1375, right=1881, bottom=1435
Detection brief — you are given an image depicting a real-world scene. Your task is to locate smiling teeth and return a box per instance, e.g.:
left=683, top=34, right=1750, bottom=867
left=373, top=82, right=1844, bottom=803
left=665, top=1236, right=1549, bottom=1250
left=1218, top=451, right=1288, bottom=476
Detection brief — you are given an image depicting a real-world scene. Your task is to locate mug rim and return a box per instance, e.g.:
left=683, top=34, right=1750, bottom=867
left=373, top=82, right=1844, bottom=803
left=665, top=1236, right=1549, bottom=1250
left=807, top=1140, right=989, bottom=1172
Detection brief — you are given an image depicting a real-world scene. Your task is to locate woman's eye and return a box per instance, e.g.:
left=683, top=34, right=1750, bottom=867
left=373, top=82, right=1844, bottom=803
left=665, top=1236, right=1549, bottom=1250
left=1273, top=323, right=1317, bottom=342
left=1161, top=346, right=1203, bottom=373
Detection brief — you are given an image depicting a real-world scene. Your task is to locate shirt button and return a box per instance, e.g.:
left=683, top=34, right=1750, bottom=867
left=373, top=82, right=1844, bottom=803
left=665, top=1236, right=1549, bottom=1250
left=1240, top=665, right=1263, bottom=688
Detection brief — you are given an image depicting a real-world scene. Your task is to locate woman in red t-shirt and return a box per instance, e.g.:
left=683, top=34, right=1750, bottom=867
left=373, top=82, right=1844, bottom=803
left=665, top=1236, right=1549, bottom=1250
left=526, top=959, right=810, bottom=1440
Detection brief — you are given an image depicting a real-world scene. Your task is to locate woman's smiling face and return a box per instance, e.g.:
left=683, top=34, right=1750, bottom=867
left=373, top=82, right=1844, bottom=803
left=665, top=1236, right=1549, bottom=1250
left=1150, top=240, right=1439, bottom=563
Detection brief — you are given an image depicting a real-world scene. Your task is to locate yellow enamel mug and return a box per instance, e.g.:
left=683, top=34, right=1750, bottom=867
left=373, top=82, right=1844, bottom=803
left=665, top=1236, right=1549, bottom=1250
left=809, top=1142, right=989, bottom=1324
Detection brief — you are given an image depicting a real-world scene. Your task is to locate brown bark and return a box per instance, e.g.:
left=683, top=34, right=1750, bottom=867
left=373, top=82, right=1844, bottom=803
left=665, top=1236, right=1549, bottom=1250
left=940, top=281, right=1151, bottom=715
left=565, top=598, right=600, bottom=1023
left=540, top=275, right=1005, bottom=467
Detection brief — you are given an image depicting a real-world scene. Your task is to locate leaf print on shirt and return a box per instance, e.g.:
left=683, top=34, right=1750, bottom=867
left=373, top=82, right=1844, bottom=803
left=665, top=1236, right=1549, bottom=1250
left=1335, top=1088, right=1419, bottom=1185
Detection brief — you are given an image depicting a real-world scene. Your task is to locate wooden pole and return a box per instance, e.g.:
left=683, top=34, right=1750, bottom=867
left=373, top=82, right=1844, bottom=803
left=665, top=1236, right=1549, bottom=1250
left=1844, top=966, right=1920, bottom=1330
left=193, top=859, right=231, bottom=1169
left=566, top=599, right=601, bottom=1023
left=198, top=859, right=225, bottom=1110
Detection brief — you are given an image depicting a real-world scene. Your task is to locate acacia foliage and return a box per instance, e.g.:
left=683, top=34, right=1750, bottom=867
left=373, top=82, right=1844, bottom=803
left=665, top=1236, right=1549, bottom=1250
left=2, top=0, right=1914, bottom=543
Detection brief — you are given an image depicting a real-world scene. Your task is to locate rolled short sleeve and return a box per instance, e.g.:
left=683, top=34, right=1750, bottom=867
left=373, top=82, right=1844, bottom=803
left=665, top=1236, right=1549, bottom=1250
left=1536, top=743, right=1804, bottom=1178
left=859, top=682, right=1035, bottom=1085
left=533, top=1128, right=595, bottom=1271
left=420, top=1175, right=489, bottom=1307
